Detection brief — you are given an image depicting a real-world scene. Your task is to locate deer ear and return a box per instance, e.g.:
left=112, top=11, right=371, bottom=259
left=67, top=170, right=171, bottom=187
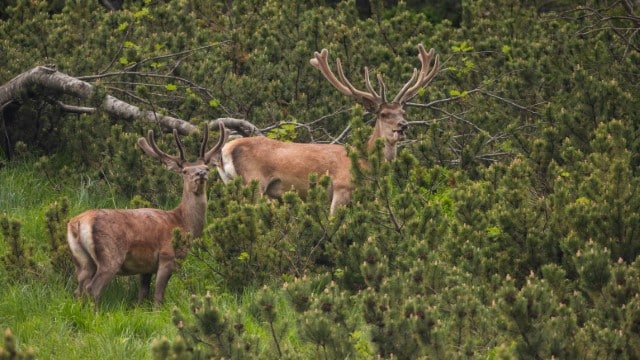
left=163, top=162, right=183, bottom=173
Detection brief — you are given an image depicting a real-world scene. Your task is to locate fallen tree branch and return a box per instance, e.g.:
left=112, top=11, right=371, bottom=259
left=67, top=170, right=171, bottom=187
left=0, top=65, right=261, bottom=137
left=209, top=117, right=262, bottom=137
left=54, top=101, right=96, bottom=114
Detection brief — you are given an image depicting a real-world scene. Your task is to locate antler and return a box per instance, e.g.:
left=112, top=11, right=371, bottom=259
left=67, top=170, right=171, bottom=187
left=202, top=122, right=228, bottom=163
left=392, top=44, right=440, bottom=104
left=199, top=122, right=210, bottom=159
left=138, top=129, right=187, bottom=168
left=310, top=49, right=384, bottom=110
left=311, top=44, right=440, bottom=109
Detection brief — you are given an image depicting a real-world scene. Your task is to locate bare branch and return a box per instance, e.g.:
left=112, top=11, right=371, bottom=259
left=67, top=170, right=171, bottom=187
left=123, top=42, right=231, bottom=73
left=406, top=88, right=483, bottom=109
left=209, top=118, right=262, bottom=137
left=54, top=101, right=96, bottom=114
left=564, top=3, right=640, bottom=53
left=0, top=66, right=265, bottom=139
left=0, top=65, right=197, bottom=134
left=479, top=91, right=544, bottom=115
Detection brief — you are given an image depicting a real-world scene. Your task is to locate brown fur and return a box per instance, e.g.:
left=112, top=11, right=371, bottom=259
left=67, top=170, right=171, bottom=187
left=67, top=124, right=226, bottom=308
left=228, top=137, right=350, bottom=199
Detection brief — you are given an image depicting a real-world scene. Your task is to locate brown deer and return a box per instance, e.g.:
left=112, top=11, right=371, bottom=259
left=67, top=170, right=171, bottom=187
left=67, top=123, right=227, bottom=308
left=216, top=44, right=439, bottom=214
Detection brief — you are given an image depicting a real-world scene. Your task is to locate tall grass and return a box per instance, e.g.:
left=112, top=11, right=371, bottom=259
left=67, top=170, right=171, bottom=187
left=0, top=160, right=125, bottom=257
left=0, top=276, right=178, bottom=359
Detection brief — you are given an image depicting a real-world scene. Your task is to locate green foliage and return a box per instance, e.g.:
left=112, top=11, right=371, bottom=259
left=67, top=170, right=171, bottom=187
left=194, top=174, right=339, bottom=291
left=267, top=122, right=298, bottom=142
left=0, top=328, right=34, bottom=360
left=0, top=215, right=38, bottom=282
left=44, top=197, right=74, bottom=278
left=152, top=292, right=259, bottom=359
left=108, top=125, right=183, bottom=206
left=296, top=281, right=355, bottom=359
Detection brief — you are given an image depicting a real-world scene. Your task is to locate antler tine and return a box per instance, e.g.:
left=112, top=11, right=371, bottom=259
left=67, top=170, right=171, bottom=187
left=212, top=122, right=227, bottom=153
left=138, top=129, right=183, bottom=166
left=335, top=59, right=381, bottom=104
left=363, top=66, right=383, bottom=103
left=392, top=68, right=419, bottom=104
left=172, top=129, right=186, bottom=163
left=311, top=49, right=382, bottom=106
left=199, top=122, right=210, bottom=159
left=393, top=44, right=440, bottom=104
left=310, top=49, right=352, bottom=96
left=377, top=73, right=388, bottom=103
left=203, top=121, right=228, bottom=162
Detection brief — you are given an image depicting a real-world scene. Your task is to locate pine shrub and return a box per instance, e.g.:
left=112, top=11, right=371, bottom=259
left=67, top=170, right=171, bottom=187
left=0, top=215, right=38, bottom=282
left=44, top=197, right=74, bottom=278
left=0, top=328, right=34, bottom=360
left=152, top=292, right=259, bottom=359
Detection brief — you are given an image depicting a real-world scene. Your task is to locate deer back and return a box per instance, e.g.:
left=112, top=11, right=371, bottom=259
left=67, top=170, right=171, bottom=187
left=68, top=208, right=184, bottom=274
left=218, top=136, right=352, bottom=199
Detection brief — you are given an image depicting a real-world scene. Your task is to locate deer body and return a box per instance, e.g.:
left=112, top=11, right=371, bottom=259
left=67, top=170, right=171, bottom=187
left=218, top=136, right=353, bottom=210
left=67, top=124, right=226, bottom=308
left=217, top=44, right=439, bottom=214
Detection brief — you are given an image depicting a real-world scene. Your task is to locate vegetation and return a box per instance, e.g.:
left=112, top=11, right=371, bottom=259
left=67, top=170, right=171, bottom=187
left=1, top=0, right=640, bottom=358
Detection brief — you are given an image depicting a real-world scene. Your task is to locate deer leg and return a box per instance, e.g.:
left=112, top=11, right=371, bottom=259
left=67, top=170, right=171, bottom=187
left=68, top=228, right=96, bottom=298
left=75, top=261, right=96, bottom=298
left=86, top=266, right=119, bottom=308
left=330, top=186, right=352, bottom=215
left=263, top=178, right=284, bottom=198
left=153, top=255, right=176, bottom=307
left=69, top=251, right=93, bottom=298
left=137, top=273, right=153, bottom=304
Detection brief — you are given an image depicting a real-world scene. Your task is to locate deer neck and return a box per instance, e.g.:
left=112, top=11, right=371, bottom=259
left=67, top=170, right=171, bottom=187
left=367, top=122, right=397, bottom=161
left=174, top=187, right=208, bottom=238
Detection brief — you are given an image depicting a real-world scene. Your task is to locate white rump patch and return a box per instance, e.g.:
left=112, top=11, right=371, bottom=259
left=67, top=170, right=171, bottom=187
left=68, top=222, right=92, bottom=269
left=217, top=147, right=237, bottom=184
left=79, top=222, right=98, bottom=264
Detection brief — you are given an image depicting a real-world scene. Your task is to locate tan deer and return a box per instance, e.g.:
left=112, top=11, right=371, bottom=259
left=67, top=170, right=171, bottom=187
left=216, top=44, right=439, bottom=214
left=67, top=123, right=227, bottom=308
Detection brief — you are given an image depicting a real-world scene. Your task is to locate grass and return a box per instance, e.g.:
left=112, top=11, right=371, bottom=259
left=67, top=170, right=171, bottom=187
left=0, top=160, right=125, bottom=258
left=0, top=278, right=177, bottom=359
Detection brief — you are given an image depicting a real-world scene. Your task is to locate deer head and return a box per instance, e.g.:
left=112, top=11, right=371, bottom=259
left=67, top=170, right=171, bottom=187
left=137, top=123, right=226, bottom=206
left=310, top=43, right=440, bottom=160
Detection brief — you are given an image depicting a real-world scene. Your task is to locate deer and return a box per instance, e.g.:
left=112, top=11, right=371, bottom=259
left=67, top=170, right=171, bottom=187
left=66, top=123, right=227, bottom=309
left=216, top=44, right=439, bottom=214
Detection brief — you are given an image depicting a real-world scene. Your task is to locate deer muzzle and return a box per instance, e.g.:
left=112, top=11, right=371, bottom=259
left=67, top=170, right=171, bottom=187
left=195, top=169, right=209, bottom=183
left=394, top=120, right=409, bottom=140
